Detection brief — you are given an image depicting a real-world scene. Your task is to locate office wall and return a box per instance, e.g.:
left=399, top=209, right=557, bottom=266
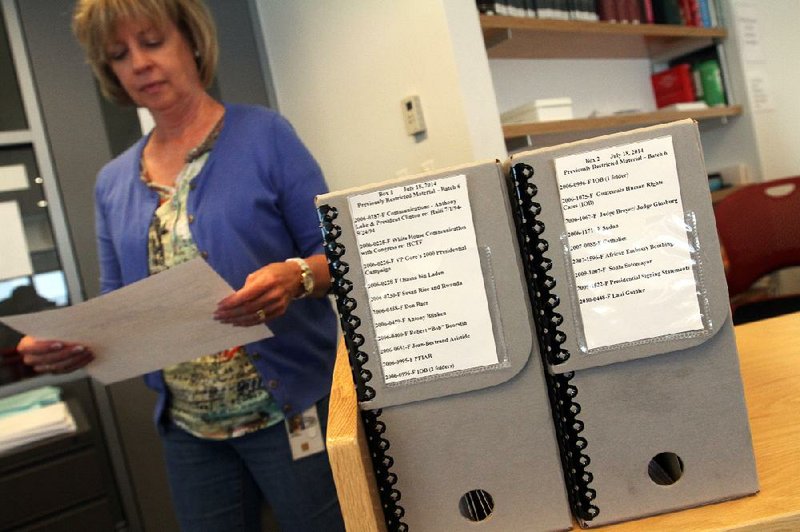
left=256, top=0, right=800, bottom=192
left=727, top=0, right=800, bottom=181
left=254, top=0, right=506, bottom=193
left=491, top=58, right=656, bottom=121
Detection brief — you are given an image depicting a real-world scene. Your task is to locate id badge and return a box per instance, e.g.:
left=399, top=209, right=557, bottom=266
left=285, top=405, right=325, bottom=460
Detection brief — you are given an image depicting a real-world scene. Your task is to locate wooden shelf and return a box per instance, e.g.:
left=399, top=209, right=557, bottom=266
left=328, top=314, right=800, bottom=531
left=481, top=15, right=726, bottom=60
left=502, top=105, right=742, bottom=139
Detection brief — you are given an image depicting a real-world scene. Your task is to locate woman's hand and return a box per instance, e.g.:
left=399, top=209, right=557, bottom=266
left=214, top=261, right=302, bottom=327
left=18, top=336, right=94, bottom=374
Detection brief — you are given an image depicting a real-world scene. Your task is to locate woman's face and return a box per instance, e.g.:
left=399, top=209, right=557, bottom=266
left=105, top=17, right=203, bottom=112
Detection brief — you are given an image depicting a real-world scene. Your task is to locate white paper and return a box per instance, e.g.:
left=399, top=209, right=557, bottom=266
left=349, top=174, right=498, bottom=384
left=0, top=402, right=76, bottom=454
left=734, top=4, right=765, bottom=63
left=555, top=136, right=703, bottom=350
left=745, top=70, right=774, bottom=112
left=0, top=201, right=33, bottom=281
left=0, top=258, right=272, bottom=384
left=0, top=164, right=29, bottom=193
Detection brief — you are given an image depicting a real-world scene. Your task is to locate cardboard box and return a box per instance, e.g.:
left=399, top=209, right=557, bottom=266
left=508, top=120, right=758, bottom=527
left=501, top=97, right=574, bottom=124
left=317, top=162, right=572, bottom=531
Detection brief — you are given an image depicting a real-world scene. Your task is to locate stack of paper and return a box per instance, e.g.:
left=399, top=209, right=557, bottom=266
left=0, top=388, right=76, bottom=454
left=0, top=385, right=61, bottom=419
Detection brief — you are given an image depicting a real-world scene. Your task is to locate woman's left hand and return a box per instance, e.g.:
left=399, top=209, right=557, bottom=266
left=214, top=262, right=301, bottom=326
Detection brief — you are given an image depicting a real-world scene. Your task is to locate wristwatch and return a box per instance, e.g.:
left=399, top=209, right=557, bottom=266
left=286, top=257, right=314, bottom=299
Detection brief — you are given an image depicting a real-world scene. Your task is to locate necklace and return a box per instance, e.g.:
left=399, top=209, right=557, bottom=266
left=185, top=112, right=225, bottom=163
left=141, top=111, right=225, bottom=184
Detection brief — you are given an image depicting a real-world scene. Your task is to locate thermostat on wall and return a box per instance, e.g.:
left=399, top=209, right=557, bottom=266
left=401, top=95, right=426, bottom=136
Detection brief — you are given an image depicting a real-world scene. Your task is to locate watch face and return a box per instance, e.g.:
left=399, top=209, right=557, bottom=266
left=288, top=258, right=314, bottom=298
left=302, top=272, right=313, bottom=293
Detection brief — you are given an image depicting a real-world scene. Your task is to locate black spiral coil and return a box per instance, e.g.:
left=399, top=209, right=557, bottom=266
left=317, top=204, right=408, bottom=531
left=508, top=164, right=600, bottom=523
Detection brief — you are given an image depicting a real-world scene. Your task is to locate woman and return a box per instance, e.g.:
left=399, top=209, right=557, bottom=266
left=18, top=0, right=343, bottom=530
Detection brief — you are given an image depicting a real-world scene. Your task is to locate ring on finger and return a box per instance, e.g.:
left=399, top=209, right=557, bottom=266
left=255, top=309, right=266, bottom=321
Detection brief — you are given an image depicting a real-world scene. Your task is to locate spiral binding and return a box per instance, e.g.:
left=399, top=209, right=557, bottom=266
left=508, top=164, right=600, bottom=522
left=317, top=204, right=408, bottom=531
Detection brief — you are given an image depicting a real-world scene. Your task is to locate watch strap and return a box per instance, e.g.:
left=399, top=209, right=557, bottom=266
left=286, top=257, right=314, bottom=299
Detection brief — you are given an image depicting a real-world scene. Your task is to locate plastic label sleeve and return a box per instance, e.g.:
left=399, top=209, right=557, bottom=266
left=554, top=136, right=703, bottom=350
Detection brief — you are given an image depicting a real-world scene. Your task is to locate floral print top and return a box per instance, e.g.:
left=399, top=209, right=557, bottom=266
left=143, top=118, right=283, bottom=439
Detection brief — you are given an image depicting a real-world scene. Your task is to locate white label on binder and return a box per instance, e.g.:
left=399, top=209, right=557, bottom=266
left=555, top=136, right=703, bottom=350
left=349, top=174, right=498, bottom=384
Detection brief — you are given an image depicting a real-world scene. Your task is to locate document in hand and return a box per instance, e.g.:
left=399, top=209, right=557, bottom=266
left=0, top=258, right=272, bottom=384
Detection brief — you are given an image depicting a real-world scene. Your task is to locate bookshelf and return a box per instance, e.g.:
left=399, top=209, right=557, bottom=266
left=481, top=15, right=726, bottom=60
left=503, top=104, right=742, bottom=137
left=480, top=15, right=740, bottom=141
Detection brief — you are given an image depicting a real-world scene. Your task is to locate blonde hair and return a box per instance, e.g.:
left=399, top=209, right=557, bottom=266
left=72, top=0, right=218, bottom=105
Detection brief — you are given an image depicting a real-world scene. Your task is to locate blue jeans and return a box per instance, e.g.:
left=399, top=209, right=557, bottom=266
left=160, top=397, right=344, bottom=532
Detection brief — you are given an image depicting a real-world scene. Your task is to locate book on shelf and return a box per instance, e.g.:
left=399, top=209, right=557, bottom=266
left=707, top=0, right=719, bottom=27
left=507, top=0, right=528, bottom=17
left=697, top=0, right=712, bottom=26
left=640, top=0, right=656, bottom=23
left=679, top=0, right=702, bottom=26
left=669, top=45, right=730, bottom=108
left=651, top=63, right=696, bottom=108
left=696, top=59, right=726, bottom=106
left=317, top=120, right=758, bottom=529
left=536, top=0, right=570, bottom=19
left=598, top=0, right=618, bottom=21
left=477, top=0, right=717, bottom=23
left=652, top=0, right=683, bottom=24
left=617, top=0, right=642, bottom=24
left=476, top=0, right=499, bottom=15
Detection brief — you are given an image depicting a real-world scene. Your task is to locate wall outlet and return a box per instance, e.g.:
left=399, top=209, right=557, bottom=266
left=401, top=95, right=426, bottom=135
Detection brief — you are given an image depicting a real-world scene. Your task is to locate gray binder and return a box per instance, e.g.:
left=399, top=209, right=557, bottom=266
left=317, top=161, right=572, bottom=531
left=508, top=120, right=759, bottom=527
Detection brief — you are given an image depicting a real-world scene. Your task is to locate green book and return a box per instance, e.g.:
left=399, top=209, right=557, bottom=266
left=697, top=59, right=726, bottom=106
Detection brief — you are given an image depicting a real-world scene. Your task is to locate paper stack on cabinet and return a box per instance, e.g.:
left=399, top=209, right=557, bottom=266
left=0, top=387, right=76, bottom=453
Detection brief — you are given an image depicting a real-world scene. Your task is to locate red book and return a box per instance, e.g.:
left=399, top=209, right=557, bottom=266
left=689, top=0, right=702, bottom=25
left=651, top=64, right=696, bottom=108
left=614, top=0, right=628, bottom=22
left=628, top=0, right=642, bottom=22
left=598, top=0, right=618, bottom=21
left=641, top=0, right=655, bottom=23
left=679, top=0, right=701, bottom=25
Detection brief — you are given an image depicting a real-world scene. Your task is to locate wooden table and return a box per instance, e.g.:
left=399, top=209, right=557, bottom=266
left=326, top=313, right=800, bottom=531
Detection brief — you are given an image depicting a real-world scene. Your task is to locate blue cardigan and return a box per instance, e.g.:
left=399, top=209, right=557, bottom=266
left=94, top=103, right=338, bottom=428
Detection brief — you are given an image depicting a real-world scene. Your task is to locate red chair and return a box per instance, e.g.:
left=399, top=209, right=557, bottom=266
left=713, top=176, right=800, bottom=324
